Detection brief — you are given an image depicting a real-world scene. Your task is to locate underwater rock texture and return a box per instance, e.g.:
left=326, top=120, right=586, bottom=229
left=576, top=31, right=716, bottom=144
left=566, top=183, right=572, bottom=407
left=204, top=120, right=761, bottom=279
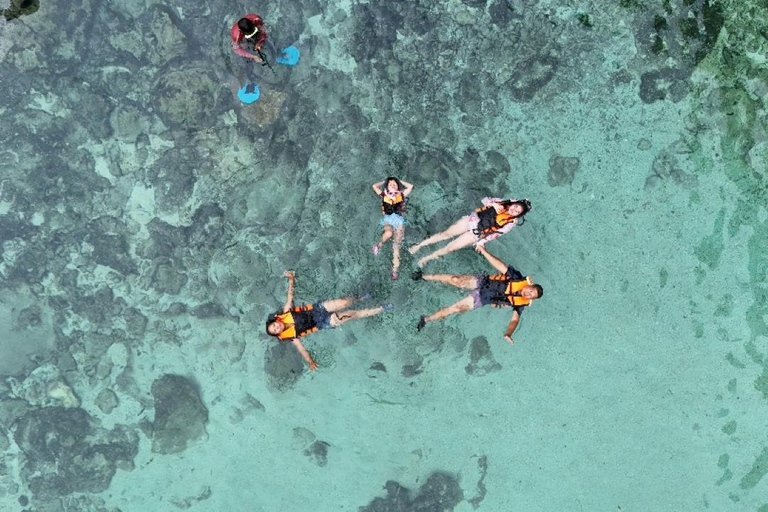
left=359, top=472, right=464, bottom=512
left=0, top=0, right=766, bottom=508
left=14, top=407, right=138, bottom=500
left=264, top=341, right=306, bottom=391
left=150, top=375, right=208, bottom=455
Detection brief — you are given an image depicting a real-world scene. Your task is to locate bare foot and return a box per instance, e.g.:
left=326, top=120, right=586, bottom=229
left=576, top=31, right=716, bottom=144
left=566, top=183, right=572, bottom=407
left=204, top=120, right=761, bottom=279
left=417, top=257, right=428, bottom=267
left=409, top=244, right=421, bottom=255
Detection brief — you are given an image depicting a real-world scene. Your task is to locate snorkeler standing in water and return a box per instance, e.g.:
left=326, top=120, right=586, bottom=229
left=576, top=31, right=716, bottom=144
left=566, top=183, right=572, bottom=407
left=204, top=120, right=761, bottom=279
left=230, top=14, right=301, bottom=104
left=372, top=177, right=415, bottom=280
left=231, top=15, right=270, bottom=63
left=265, top=271, right=392, bottom=371
left=412, top=245, right=543, bottom=343
left=409, top=197, right=532, bottom=267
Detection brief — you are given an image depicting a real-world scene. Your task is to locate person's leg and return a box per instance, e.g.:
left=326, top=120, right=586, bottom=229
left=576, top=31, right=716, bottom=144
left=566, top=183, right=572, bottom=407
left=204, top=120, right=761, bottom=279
left=244, top=58, right=257, bottom=82
left=421, top=274, right=480, bottom=289
left=321, top=296, right=365, bottom=312
left=420, top=296, right=476, bottom=327
left=331, top=306, right=386, bottom=326
left=417, top=231, right=477, bottom=267
left=262, top=38, right=278, bottom=60
left=409, top=216, right=471, bottom=255
left=374, top=225, right=394, bottom=255
left=392, top=226, right=405, bottom=278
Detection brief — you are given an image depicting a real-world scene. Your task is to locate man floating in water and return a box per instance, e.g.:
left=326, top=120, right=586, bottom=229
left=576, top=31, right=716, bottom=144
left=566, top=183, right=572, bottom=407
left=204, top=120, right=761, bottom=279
left=412, top=245, right=543, bottom=344
left=230, top=14, right=301, bottom=104
left=265, top=271, right=391, bottom=371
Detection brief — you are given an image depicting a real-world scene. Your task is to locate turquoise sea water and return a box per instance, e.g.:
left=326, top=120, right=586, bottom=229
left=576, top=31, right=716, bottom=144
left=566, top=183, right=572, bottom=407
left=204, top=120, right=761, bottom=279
left=1, top=0, right=768, bottom=510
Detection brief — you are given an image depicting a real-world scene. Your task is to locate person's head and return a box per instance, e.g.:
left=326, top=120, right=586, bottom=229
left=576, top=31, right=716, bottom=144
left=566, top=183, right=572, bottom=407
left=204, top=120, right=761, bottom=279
left=502, top=198, right=532, bottom=219
left=238, top=18, right=259, bottom=38
left=521, top=284, right=544, bottom=300
left=384, top=176, right=403, bottom=192
left=265, top=314, right=285, bottom=337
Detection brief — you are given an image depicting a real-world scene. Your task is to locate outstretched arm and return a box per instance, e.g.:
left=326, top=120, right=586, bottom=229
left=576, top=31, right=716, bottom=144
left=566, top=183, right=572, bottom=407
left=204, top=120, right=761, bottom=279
left=291, top=339, right=319, bottom=371
left=282, top=271, right=296, bottom=312
left=504, top=311, right=521, bottom=344
left=401, top=180, right=415, bottom=197
left=475, top=245, right=509, bottom=274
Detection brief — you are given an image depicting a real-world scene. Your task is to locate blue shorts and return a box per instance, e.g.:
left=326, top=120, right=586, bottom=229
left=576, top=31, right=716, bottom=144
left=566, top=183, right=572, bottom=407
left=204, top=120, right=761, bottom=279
left=380, top=214, right=407, bottom=229
left=311, top=303, right=333, bottom=330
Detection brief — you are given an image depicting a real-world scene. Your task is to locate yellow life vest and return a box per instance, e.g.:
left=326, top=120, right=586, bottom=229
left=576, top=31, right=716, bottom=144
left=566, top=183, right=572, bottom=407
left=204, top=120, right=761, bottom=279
left=474, top=206, right=516, bottom=236
left=276, top=305, right=319, bottom=340
left=382, top=192, right=405, bottom=216
left=488, top=275, right=535, bottom=307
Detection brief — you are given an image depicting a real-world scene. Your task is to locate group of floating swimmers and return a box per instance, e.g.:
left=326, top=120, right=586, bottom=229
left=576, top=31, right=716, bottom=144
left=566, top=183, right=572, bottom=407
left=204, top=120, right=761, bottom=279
left=265, top=178, right=545, bottom=371
left=231, top=14, right=545, bottom=371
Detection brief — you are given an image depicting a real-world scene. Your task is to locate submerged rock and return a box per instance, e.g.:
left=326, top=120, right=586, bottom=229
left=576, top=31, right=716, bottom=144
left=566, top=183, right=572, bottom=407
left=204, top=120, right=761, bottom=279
left=303, top=440, right=330, bottom=467
left=150, top=375, right=208, bottom=454
left=264, top=341, right=305, bottom=391
left=360, top=472, right=464, bottom=511
left=14, top=407, right=138, bottom=500
left=96, top=388, right=119, bottom=415
left=548, top=155, right=581, bottom=187
left=154, top=66, right=222, bottom=130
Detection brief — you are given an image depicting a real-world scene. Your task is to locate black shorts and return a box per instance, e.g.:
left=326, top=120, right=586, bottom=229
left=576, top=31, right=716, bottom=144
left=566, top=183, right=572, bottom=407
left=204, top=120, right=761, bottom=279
left=310, top=303, right=333, bottom=330
left=471, top=275, right=508, bottom=308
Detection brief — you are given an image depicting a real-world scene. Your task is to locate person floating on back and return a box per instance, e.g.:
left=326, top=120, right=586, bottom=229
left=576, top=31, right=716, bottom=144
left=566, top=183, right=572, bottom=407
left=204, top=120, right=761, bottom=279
left=409, top=197, right=532, bottom=267
left=412, top=245, right=542, bottom=344
left=265, top=271, right=391, bottom=371
left=231, top=15, right=301, bottom=104
left=372, top=177, right=415, bottom=280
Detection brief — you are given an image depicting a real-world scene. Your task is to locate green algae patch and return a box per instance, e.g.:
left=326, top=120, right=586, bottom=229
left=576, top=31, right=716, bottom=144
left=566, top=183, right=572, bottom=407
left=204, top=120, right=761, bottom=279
left=739, top=447, right=768, bottom=490
left=755, top=364, right=768, bottom=403
left=694, top=209, right=725, bottom=270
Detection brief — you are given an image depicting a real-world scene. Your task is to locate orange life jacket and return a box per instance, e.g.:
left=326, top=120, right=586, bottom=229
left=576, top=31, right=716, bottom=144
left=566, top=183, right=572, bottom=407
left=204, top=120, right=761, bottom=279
left=474, top=205, right=516, bottom=236
left=488, top=275, right=535, bottom=307
left=382, top=192, right=405, bottom=216
left=276, top=304, right=319, bottom=340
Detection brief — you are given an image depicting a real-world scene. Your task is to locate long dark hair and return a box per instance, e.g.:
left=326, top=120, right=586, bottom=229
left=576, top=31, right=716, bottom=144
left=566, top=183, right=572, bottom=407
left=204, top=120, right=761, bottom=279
left=500, top=198, right=532, bottom=224
left=265, top=313, right=278, bottom=336
left=383, top=176, right=404, bottom=192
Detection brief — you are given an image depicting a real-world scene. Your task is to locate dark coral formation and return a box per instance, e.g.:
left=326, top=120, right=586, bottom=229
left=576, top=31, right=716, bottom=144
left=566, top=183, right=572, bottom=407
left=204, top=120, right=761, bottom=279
left=2, top=0, right=39, bottom=20
left=264, top=341, right=306, bottom=391
left=548, top=155, right=581, bottom=187
left=150, top=375, right=209, bottom=454
left=303, top=440, right=330, bottom=467
left=14, top=407, right=138, bottom=500
left=359, top=472, right=464, bottom=512
left=628, top=0, right=724, bottom=103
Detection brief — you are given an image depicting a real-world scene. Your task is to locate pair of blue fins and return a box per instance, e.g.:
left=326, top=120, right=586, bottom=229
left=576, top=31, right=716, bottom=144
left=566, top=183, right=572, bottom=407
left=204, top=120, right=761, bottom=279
left=238, top=46, right=300, bottom=104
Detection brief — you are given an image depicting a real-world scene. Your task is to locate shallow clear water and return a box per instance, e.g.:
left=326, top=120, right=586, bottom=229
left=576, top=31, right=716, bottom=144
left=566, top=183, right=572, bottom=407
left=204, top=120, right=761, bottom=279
left=1, top=0, right=767, bottom=510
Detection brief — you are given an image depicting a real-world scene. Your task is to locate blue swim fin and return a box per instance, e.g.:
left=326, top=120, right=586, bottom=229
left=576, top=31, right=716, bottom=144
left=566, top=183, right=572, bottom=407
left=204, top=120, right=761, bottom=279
left=276, top=46, right=300, bottom=66
left=238, top=83, right=261, bottom=104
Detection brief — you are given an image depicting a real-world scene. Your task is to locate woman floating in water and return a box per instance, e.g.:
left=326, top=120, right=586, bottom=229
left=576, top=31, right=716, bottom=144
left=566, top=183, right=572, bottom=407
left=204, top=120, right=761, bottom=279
left=409, top=197, right=531, bottom=267
left=266, top=271, right=391, bottom=371
left=372, top=177, right=414, bottom=280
